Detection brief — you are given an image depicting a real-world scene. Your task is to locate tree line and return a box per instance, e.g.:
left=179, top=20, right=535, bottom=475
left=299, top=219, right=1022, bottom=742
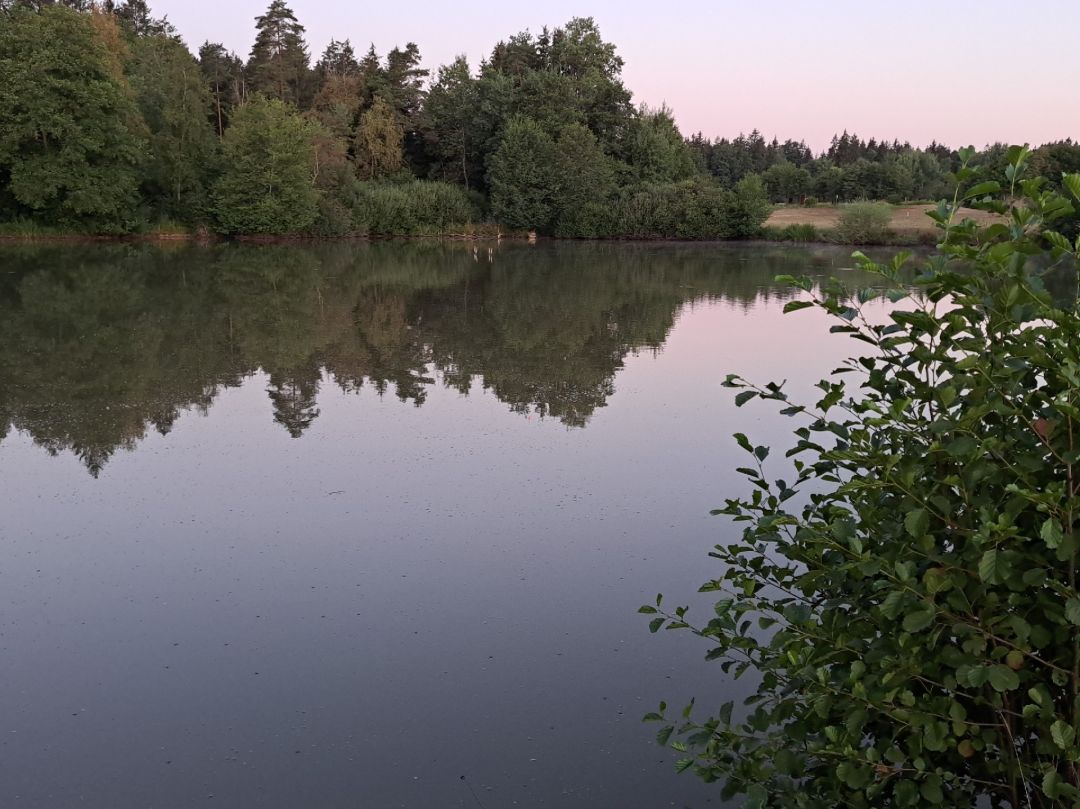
left=689, top=130, right=1080, bottom=207
left=1, top=1, right=1077, bottom=238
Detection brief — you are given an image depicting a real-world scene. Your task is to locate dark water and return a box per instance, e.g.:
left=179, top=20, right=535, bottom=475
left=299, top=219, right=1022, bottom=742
left=0, top=241, right=881, bottom=809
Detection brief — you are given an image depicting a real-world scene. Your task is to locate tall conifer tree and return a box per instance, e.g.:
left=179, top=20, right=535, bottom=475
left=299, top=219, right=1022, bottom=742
left=247, top=1, right=310, bottom=107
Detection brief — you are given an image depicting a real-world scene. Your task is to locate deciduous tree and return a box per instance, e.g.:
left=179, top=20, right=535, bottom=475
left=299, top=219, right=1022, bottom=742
left=0, top=5, right=144, bottom=231
left=353, top=96, right=404, bottom=180
left=211, top=96, right=320, bottom=234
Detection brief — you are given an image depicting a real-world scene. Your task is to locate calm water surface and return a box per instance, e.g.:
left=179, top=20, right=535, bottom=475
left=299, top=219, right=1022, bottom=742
left=0, top=241, right=879, bottom=808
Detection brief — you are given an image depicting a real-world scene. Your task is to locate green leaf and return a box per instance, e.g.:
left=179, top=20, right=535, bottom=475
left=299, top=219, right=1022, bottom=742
left=638, top=605, right=657, bottom=614
left=920, top=774, right=944, bottom=804
left=880, top=590, right=905, bottom=620
left=745, top=784, right=767, bottom=809
left=1041, top=518, right=1063, bottom=550
left=774, top=748, right=797, bottom=776
left=734, top=391, right=756, bottom=407
left=1063, top=173, right=1080, bottom=202
left=963, top=180, right=1001, bottom=200
left=987, top=665, right=1020, bottom=693
left=648, top=617, right=664, bottom=633
left=1051, top=720, right=1076, bottom=750
left=1046, top=231, right=1074, bottom=253
left=904, top=508, right=929, bottom=538
left=718, top=701, right=733, bottom=725
left=903, top=607, right=935, bottom=634
left=895, top=779, right=919, bottom=807
left=846, top=709, right=868, bottom=736
left=1043, top=769, right=1062, bottom=799
left=782, top=300, right=814, bottom=314
left=1066, top=599, right=1080, bottom=627
left=978, top=549, right=1006, bottom=583
left=656, top=726, right=673, bottom=746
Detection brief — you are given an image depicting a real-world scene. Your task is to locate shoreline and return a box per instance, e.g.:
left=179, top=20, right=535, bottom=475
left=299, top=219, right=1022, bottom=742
left=0, top=230, right=937, bottom=248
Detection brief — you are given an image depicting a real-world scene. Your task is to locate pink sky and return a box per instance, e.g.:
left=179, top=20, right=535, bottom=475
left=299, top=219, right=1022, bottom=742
left=153, top=0, right=1079, bottom=152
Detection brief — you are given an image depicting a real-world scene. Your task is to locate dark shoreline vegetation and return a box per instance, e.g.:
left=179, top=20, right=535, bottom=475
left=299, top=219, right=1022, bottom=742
left=2, top=1, right=1079, bottom=244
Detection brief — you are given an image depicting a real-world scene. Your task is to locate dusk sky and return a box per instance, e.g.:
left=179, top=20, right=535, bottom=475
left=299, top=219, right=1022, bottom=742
left=153, top=0, right=1078, bottom=152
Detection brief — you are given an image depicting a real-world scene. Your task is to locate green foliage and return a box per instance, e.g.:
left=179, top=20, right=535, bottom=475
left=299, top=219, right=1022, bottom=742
left=835, top=201, right=894, bottom=244
left=763, top=161, right=812, bottom=203
left=422, top=56, right=480, bottom=188
left=624, top=105, right=698, bottom=184
left=487, top=116, right=556, bottom=232
left=644, top=149, right=1080, bottom=807
left=130, top=34, right=219, bottom=223
left=764, top=223, right=819, bottom=242
left=725, top=175, right=772, bottom=239
left=481, top=17, right=632, bottom=153
left=0, top=5, right=144, bottom=232
left=349, top=180, right=477, bottom=235
left=247, top=0, right=310, bottom=107
left=211, top=96, right=320, bottom=235
left=353, top=96, right=405, bottom=181
left=610, top=176, right=771, bottom=240
left=199, top=42, right=245, bottom=138
left=550, top=124, right=616, bottom=238
left=4, top=6, right=1070, bottom=241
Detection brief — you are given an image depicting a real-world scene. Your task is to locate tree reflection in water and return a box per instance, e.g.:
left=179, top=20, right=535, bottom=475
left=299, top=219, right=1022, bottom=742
left=0, top=240, right=845, bottom=475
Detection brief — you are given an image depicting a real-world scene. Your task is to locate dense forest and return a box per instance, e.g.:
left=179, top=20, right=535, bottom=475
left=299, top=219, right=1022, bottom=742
left=1, top=0, right=1078, bottom=238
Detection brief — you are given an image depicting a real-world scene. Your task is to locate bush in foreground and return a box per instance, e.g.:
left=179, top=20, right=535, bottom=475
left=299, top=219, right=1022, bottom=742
left=644, top=147, right=1080, bottom=808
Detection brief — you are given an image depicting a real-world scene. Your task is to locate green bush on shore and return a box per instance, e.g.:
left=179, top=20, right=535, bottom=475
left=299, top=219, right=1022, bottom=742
left=350, top=181, right=479, bottom=236
left=834, top=201, right=894, bottom=244
left=644, top=146, right=1080, bottom=808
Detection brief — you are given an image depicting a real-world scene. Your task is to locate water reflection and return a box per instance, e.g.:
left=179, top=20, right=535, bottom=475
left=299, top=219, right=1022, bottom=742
left=0, top=241, right=856, bottom=475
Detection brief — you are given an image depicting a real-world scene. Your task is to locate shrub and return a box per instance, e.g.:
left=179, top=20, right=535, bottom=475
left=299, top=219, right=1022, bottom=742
left=607, top=176, right=771, bottom=240
left=780, top=223, right=818, bottom=242
left=643, top=148, right=1080, bottom=807
left=803, top=196, right=819, bottom=207
left=834, top=201, right=894, bottom=244
left=211, top=97, right=320, bottom=235
left=351, top=180, right=478, bottom=236
left=723, top=175, right=773, bottom=239
left=486, top=116, right=556, bottom=232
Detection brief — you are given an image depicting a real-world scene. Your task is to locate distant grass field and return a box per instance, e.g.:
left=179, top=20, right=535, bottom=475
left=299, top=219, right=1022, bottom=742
left=767, top=204, right=1001, bottom=236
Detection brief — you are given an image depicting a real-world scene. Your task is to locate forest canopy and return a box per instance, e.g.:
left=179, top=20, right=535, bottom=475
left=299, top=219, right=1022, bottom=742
left=1, top=0, right=1077, bottom=238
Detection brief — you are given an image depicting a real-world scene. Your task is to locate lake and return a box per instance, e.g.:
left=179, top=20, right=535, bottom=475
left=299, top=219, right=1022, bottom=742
left=0, top=241, right=880, bottom=808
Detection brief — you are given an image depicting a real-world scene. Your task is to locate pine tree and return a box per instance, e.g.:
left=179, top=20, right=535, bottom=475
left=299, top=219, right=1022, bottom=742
left=382, top=43, right=428, bottom=125
left=247, top=0, right=310, bottom=107
left=315, top=39, right=359, bottom=81
left=422, top=56, right=479, bottom=188
left=111, top=0, right=169, bottom=37
left=199, top=42, right=245, bottom=137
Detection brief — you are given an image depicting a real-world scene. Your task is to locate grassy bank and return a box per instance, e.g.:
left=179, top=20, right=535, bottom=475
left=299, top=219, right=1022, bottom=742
left=761, top=202, right=1002, bottom=245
